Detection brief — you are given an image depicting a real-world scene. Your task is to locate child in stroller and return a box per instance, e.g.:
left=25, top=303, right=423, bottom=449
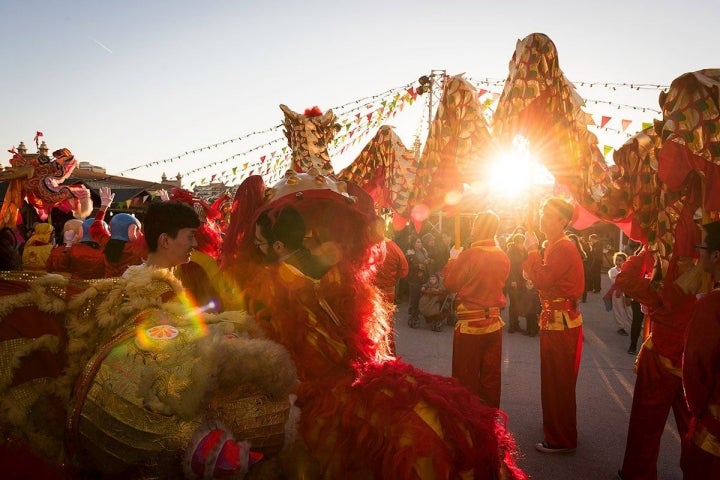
left=411, top=273, right=453, bottom=331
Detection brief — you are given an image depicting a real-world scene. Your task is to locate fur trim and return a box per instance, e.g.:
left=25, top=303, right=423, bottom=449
left=0, top=335, right=59, bottom=392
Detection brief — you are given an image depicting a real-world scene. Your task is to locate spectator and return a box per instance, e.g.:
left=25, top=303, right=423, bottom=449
left=506, top=233, right=528, bottom=333
left=406, top=236, right=431, bottom=324
left=521, top=278, right=541, bottom=337
left=607, top=251, right=632, bottom=336
left=419, top=273, right=448, bottom=332
left=586, top=233, right=603, bottom=293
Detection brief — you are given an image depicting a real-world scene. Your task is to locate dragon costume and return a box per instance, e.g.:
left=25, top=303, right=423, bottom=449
left=221, top=170, right=526, bottom=479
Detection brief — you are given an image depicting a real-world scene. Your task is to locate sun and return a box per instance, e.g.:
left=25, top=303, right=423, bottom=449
left=484, top=135, right=553, bottom=199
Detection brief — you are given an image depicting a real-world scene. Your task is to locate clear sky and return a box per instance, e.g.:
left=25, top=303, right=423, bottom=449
left=1, top=0, right=717, bottom=186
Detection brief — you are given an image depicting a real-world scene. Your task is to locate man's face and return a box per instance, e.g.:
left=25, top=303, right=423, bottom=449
left=539, top=205, right=566, bottom=237
left=698, top=243, right=719, bottom=274
left=164, top=227, right=197, bottom=266
left=254, top=224, right=279, bottom=263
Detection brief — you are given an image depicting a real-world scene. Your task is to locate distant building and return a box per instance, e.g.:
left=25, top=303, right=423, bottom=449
left=193, top=181, right=231, bottom=201
left=160, top=173, right=183, bottom=189
left=77, top=161, right=106, bottom=174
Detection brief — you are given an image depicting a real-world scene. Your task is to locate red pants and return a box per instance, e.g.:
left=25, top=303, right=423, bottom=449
left=621, top=348, right=690, bottom=480
left=540, top=326, right=583, bottom=448
left=681, top=435, right=720, bottom=480
left=452, top=328, right=502, bottom=408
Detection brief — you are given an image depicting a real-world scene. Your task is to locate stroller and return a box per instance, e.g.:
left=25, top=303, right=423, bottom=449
left=410, top=273, right=455, bottom=332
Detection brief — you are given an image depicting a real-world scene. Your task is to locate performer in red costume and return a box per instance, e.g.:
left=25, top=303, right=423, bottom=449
left=90, top=187, right=147, bottom=277
left=681, top=220, right=720, bottom=479
left=374, top=235, right=409, bottom=305
left=168, top=188, right=225, bottom=311
left=444, top=210, right=510, bottom=408
left=373, top=232, right=409, bottom=355
left=614, top=245, right=697, bottom=480
left=522, top=197, right=585, bottom=453
left=221, top=171, right=527, bottom=479
left=46, top=218, right=106, bottom=279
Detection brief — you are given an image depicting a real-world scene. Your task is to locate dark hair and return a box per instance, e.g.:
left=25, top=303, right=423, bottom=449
left=471, top=210, right=499, bottom=241
left=544, top=197, right=574, bottom=223
left=143, top=201, right=201, bottom=252
left=256, top=207, right=306, bottom=250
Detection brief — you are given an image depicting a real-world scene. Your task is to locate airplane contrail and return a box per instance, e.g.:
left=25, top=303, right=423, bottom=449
left=91, top=38, right=113, bottom=54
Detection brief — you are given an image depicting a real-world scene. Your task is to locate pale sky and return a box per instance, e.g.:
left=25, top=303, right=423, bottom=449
left=1, top=0, right=717, bottom=186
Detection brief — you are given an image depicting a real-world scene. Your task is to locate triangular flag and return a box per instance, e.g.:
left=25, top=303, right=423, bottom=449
left=642, top=122, right=653, bottom=130
left=621, top=119, right=632, bottom=132
left=603, top=145, right=613, bottom=156
left=600, top=116, right=611, bottom=128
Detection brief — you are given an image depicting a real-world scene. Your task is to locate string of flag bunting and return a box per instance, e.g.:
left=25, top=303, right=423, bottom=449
left=186, top=81, right=423, bottom=187
left=120, top=74, right=669, bottom=188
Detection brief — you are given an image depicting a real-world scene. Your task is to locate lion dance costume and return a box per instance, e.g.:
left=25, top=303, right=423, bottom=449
left=221, top=170, right=527, bottom=479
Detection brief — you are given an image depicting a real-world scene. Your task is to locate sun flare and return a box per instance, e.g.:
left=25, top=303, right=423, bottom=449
left=484, top=135, right=552, bottom=199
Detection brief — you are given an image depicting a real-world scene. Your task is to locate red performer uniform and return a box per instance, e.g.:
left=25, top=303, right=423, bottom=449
left=90, top=210, right=147, bottom=277
left=444, top=239, right=510, bottom=408
left=374, top=238, right=409, bottom=304
left=681, top=285, right=720, bottom=479
left=523, top=235, right=585, bottom=449
left=615, top=253, right=695, bottom=480
left=46, top=243, right=106, bottom=280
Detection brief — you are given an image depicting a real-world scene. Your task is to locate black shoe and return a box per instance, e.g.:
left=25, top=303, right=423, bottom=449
left=535, top=441, right=575, bottom=453
left=617, top=328, right=629, bottom=336
left=627, top=348, right=637, bottom=355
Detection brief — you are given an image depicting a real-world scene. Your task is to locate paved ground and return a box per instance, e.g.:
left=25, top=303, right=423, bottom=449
left=394, top=275, right=682, bottom=480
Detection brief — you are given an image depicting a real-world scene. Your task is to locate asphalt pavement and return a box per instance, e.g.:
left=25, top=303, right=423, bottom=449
left=394, top=275, right=682, bottom=480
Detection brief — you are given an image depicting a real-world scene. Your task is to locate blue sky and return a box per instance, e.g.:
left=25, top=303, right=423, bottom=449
left=1, top=0, right=717, bottom=185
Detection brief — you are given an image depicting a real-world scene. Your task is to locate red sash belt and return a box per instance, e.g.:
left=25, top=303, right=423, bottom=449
left=456, top=307, right=501, bottom=328
left=541, top=298, right=577, bottom=312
